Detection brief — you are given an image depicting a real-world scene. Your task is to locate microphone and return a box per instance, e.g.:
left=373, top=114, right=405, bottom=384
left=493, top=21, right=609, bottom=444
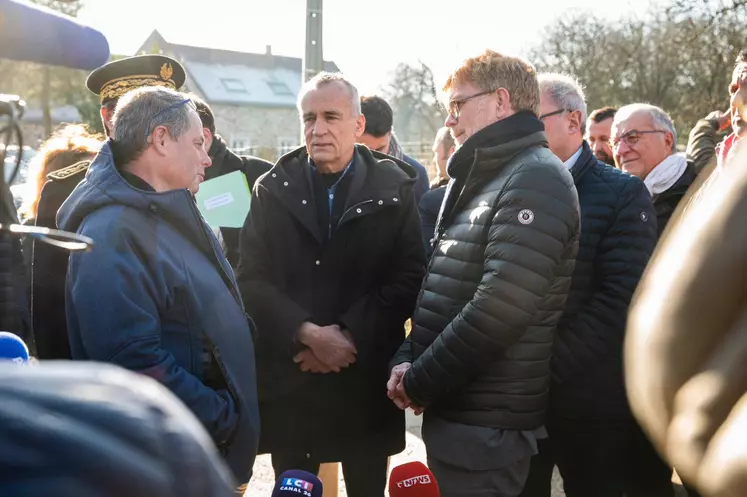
left=0, top=331, right=29, bottom=363
left=389, top=461, right=440, bottom=497
left=272, top=470, right=323, bottom=497
left=0, top=0, right=110, bottom=70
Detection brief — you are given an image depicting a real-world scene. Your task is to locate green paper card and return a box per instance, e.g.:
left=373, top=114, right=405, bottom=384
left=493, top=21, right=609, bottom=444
left=195, top=170, right=251, bottom=228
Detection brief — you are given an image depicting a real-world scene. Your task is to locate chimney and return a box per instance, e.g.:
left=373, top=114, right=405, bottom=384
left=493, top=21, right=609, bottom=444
left=265, top=45, right=272, bottom=56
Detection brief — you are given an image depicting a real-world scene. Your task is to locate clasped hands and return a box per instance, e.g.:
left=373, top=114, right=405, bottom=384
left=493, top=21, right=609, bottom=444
left=386, top=362, right=423, bottom=415
left=293, top=322, right=357, bottom=373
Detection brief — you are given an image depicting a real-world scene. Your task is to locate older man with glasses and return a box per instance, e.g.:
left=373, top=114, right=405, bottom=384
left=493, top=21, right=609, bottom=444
left=519, top=75, right=659, bottom=497
left=58, top=86, right=260, bottom=491
left=611, top=104, right=697, bottom=237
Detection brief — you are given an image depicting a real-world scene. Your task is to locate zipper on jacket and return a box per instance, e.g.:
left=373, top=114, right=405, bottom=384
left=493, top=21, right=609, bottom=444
left=206, top=334, right=243, bottom=449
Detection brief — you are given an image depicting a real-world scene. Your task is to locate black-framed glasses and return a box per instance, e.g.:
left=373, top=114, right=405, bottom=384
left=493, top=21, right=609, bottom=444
left=609, top=129, right=666, bottom=150
left=447, top=90, right=494, bottom=121
left=539, top=108, right=569, bottom=120
left=145, top=98, right=195, bottom=138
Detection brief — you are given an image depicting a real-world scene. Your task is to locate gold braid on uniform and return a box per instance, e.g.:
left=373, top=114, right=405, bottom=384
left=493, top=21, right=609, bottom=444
left=100, top=77, right=176, bottom=102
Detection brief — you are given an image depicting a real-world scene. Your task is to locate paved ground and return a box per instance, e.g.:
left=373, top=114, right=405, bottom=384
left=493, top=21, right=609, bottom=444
left=242, top=412, right=564, bottom=496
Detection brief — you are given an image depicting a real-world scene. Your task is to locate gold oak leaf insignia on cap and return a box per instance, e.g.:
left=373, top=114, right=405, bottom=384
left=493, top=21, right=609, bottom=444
left=160, top=63, right=174, bottom=81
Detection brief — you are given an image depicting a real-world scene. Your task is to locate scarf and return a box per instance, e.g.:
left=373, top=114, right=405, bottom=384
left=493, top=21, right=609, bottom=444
left=388, top=132, right=405, bottom=160
left=644, top=153, right=688, bottom=196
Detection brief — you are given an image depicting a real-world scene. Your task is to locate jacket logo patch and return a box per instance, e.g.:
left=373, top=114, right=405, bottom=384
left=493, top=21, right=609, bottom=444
left=641, top=212, right=649, bottom=222
left=518, top=209, right=535, bottom=225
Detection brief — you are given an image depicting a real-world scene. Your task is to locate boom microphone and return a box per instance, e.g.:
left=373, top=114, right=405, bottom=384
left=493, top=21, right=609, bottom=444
left=389, top=462, right=440, bottom=497
left=0, top=0, right=110, bottom=70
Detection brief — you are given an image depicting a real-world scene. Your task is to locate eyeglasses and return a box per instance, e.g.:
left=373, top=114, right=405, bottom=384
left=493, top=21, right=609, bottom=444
left=447, top=90, right=495, bottom=121
left=145, top=98, right=195, bottom=138
left=539, top=108, right=569, bottom=120
left=608, top=129, right=666, bottom=150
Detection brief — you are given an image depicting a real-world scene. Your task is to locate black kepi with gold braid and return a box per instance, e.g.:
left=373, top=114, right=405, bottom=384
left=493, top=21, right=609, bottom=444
left=85, top=54, right=186, bottom=105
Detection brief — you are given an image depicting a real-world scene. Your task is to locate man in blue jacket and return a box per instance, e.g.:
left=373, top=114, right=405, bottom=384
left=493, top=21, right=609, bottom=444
left=518, top=73, right=659, bottom=497
left=58, top=86, right=259, bottom=490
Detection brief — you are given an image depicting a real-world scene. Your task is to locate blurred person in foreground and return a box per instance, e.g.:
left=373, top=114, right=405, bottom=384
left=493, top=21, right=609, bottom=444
left=192, top=97, right=273, bottom=268
left=31, top=54, right=185, bottom=361
left=521, top=74, right=657, bottom=497
left=237, top=72, right=425, bottom=497
left=0, top=361, right=236, bottom=497
left=58, top=87, right=259, bottom=488
left=611, top=104, right=697, bottom=237
left=388, top=49, right=580, bottom=497
left=626, top=143, right=747, bottom=497
left=586, top=106, right=617, bottom=166
left=357, top=95, right=430, bottom=203
left=418, top=126, right=455, bottom=258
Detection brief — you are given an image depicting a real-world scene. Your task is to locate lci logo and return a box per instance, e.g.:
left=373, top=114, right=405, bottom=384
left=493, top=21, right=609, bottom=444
left=281, top=478, right=314, bottom=493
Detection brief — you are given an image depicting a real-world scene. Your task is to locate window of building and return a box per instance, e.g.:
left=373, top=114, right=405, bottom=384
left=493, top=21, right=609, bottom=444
left=267, top=80, right=293, bottom=96
left=221, top=78, right=248, bottom=93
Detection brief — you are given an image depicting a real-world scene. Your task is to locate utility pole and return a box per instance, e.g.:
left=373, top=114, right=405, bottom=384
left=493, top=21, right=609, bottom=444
left=301, top=0, right=324, bottom=143
left=303, top=0, right=324, bottom=83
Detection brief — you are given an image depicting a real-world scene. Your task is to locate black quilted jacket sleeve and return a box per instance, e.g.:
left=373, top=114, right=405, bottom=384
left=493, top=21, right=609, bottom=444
left=551, top=175, right=658, bottom=383
left=403, top=160, right=580, bottom=407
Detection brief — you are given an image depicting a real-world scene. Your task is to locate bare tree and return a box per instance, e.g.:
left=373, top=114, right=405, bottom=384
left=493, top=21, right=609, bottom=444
left=529, top=3, right=745, bottom=142
left=383, top=61, right=446, bottom=143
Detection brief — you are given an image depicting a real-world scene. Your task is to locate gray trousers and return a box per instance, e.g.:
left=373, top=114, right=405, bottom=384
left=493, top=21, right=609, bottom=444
left=428, top=455, right=532, bottom=497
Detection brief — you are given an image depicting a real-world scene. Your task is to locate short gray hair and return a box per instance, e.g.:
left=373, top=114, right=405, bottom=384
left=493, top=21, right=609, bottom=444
left=615, top=103, right=677, bottom=153
left=538, top=73, right=588, bottom=124
left=112, top=86, right=194, bottom=165
left=297, top=72, right=361, bottom=116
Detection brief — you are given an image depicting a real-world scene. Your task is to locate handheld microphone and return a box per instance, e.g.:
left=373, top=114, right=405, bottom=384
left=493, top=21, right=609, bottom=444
left=272, top=470, right=323, bottom=497
left=0, top=0, right=110, bottom=70
left=389, top=461, right=440, bottom=497
left=0, top=331, right=29, bottom=363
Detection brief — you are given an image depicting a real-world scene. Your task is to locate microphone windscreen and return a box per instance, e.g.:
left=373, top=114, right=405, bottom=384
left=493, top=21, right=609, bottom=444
left=0, top=0, right=110, bottom=70
left=0, top=332, right=29, bottom=363
left=389, top=461, right=440, bottom=497
left=271, top=470, right=323, bottom=497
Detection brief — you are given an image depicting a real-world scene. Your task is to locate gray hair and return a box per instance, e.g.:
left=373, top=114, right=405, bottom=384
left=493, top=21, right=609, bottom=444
left=112, top=86, right=194, bottom=165
left=297, top=72, right=361, bottom=116
left=615, top=103, right=677, bottom=153
left=538, top=73, right=588, bottom=124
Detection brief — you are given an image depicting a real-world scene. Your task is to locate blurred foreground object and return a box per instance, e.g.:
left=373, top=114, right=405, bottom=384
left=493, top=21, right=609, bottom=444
left=0, top=0, right=109, bottom=70
left=0, top=361, right=236, bottom=497
left=0, top=331, right=28, bottom=362
left=625, top=147, right=747, bottom=497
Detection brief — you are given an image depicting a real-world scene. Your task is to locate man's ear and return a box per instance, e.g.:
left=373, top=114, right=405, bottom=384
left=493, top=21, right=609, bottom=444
left=568, top=110, right=584, bottom=135
left=150, top=125, right=171, bottom=156
left=355, top=114, right=366, bottom=139
left=495, top=88, right=513, bottom=118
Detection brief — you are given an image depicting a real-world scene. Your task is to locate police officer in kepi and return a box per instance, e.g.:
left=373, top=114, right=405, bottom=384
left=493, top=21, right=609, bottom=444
left=31, top=55, right=186, bottom=360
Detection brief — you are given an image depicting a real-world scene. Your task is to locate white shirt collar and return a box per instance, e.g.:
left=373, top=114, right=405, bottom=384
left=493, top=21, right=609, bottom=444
left=563, top=146, right=583, bottom=170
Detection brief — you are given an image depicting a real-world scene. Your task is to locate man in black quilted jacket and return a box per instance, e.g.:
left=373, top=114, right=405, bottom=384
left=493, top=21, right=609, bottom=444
left=518, top=74, right=659, bottom=497
left=387, top=50, right=581, bottom=497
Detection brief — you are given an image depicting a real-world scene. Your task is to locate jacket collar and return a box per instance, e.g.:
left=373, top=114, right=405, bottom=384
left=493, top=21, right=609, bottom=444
left=439, top=112, right=548, bottom=230
left=569, top=141, right=601, bottom=182
left=261, top=145, right=415, bottom=245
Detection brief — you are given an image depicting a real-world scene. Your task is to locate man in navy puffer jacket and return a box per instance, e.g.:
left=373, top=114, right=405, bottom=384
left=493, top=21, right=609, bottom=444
left=519, top=74, right=659, bottom=497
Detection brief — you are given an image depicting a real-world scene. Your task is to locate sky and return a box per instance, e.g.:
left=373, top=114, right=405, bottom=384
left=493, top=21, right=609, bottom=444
left=77, top=0, right=654, bottom=96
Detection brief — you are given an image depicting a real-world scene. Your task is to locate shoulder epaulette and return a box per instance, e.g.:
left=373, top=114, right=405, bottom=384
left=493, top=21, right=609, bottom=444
left=46, top=160, right=90, bottom=181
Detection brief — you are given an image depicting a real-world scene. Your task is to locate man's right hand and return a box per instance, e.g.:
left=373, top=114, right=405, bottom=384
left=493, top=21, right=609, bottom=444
left=297, top=322, right=356, bottom=372
left=707, top=110, right=731, bottom=132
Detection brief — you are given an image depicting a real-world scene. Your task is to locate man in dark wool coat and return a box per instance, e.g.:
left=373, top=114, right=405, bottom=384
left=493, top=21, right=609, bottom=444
left=236, top=72, right=426, bottom=497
